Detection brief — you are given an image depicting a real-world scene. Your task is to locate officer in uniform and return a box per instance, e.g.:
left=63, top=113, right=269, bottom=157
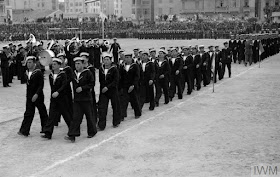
left=181, top=47, right=194, bottom=95
left=199, top=45, right=210, bottom=87
left=18, top=56, right=48, bottom=137
left=192, top=47, right=202, bottom=91
left=110, top=38, right=121, bottom=64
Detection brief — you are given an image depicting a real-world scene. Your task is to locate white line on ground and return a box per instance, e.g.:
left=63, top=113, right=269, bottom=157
left=28, top=58, right=272, bottom=177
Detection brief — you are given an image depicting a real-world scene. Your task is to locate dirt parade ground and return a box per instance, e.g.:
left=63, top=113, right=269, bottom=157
left=0, top=39, right=280, bottom=177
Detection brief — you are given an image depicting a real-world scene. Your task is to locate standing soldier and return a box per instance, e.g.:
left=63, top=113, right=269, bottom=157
left=65, top=57, right=97, bottom=143
left=110, top=38, right=121, bottom=64
left=41, top=58, right=72, bottom=140
left=98, top=53, right=121, bottom=130
left=169, top=48, right=183, bottom=101
left=207, top=46, right=215, bottom=83
left=93, top=38, right=101, bottom=69
left=139, top=51, right=156, bottom=111
left=221, top=42, right=232, bottom=78
left=252, top=35, right=260, bottom=64
left=119, top=53, right=142, bottom=120
left=0, top=45, right=11, bottom=87
left=181, top=47, right=194, bottom=95
left=229, top=35, right=238, bottom=63
left=149, top=48, right=159, bottom=106
left=18, top=56, right=48, bottom=137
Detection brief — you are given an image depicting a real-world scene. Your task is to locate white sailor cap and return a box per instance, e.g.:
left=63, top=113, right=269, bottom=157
left=119, top=49, right=125, bottom=53
left=124, top=52, right=133, bottom=56
left=26, top=56, right=36, bottom=61
left=158, top=49, right=167, bottom=54
left=2, top=45, right=8, bottom=49
left=73, top=57, right=84, bottom=62
left=57, top=53, right=66, bottom=58
left=102, top=52, right=112, bottom=58
left=170, top=47, right=177, bottom=51
left=80, top=52, right=90, bottom=57
left=182, top=46, right=189, bottom=50
left=199, top=45, right=204, bottom=48
left=52, top=58, right=63, bottom=64
left=142, top=51, right=149, bottom=55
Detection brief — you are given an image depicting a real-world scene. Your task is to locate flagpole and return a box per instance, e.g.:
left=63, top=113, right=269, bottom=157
left=259, top=53, right=261, bottom=68
left=102, top=18, right=105, bottom=40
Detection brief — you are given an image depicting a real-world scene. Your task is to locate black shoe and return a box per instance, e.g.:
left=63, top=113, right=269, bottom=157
left=41, top=134, right=51, bottom=140
left=17, top=131, right=28, bottom=137
left=113, top=124, right=119, bottom=128
left=155, top=102, right=159, bottom=107
left=7, top=85, right=11, bottom=87
left=169, top=98, right=173, bottom=102
left=40, top=131, right=44, bottom=133
left=135, top=116, right=141, bottom=119
left=197, top=87, right=201, bottom=91
left=64, top=136, right=75, bottom=143
left=87, top=132, right=97, bottom=138
left=149, top=107, right=154, bottom=111
left=164, top=101, right=169, bottom=104
left=178, top=97, right=183, bottom=100
left=187, top=92, right=191, bottom=95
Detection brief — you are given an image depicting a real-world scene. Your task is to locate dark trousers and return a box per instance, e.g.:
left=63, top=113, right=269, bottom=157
left=19, top=97, right=48, bottom=136
left=98, top=89, right=121, bottom=130
left=182, top=69, right=193, bottom=94
left=233, top=50, right=238, bottom=63
left=169, top=75, right=183, bottom=99
left=120, top=88, right=141, bottom=118
left=1, top=67, right=9, bottom=87
left=194, top=68, right=202, bottom=90
left=68, top=101, right=97, bottom=137
left=222, top=63, right=231, bottom=78
left=43, top=96, right=72, bottom=137
left=155, top=78, right=169, bottom=104
left=201, top=68, right=209, bottom=86
left=9, top=64, right=15, bottom=83
left=55, top=91, right=73, bottom=126
left=139, top=83, right=155, bottom=110
left=238, top=51, right=244, bottom=63
left=20, top=65, right=27, bottom=84
left=113, top=52, right=119, bottom=64
left=214, top=65, right=222, bottom=83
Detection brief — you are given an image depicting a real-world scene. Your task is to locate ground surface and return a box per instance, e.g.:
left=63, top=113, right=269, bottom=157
left=0, top=39, right=280, bottom=177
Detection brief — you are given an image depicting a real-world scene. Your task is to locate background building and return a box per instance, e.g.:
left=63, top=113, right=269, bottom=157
left=64, top=0, right=85, bottom=17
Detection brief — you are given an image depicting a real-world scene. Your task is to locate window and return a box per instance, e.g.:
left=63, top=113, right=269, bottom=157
left=158, top=0, right=162, bottom=3
left=276, top=0, right=279, bottom=6
left=70, top=9, right=72, bottom=12
left=244, top=0, right=249, bottom=7
left=38, top=3, right=40, bottom=7
left=132, top=8, right=136, bottom=14
left=159, top=8, right=162, bottom=15
left=232, top=0, right=236, bottom=7
left=220, top=0, right=224, bottom=7
left=169, top=0, right=173, bottom=3
left=132, top=0, right=135, bottom=5
left=169, top=7, right=173, bottom=14
left=79, top=2, right=82, bottom=6
left=76, top=9, right=78, bottom=12
left=144, top=9, right=148, bottom=15
left=70, top=3, right=73, bottom=7
left=42, top=2, right=44, bottom=7
left=75, top=2, right=78, bottom=6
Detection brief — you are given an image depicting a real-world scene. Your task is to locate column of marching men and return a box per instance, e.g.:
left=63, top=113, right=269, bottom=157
left=2, top=35, right=277, bottom=143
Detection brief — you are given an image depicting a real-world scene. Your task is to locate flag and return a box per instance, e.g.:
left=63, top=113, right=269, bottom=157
left=100, top=12, right=107, bottom=22
left=259, top=41, right=264, bottom=55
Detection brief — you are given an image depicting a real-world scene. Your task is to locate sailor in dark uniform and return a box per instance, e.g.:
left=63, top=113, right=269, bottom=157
left=80, top=52, right=98, bottom=123
left=119, top=53, right=142, bottom=120
left=110, top=38, right=121, bottom=64
left=98, top=53, right=121, bottom=130
left=18, top=56, right=48, bottom=137
left=139, top=51, right=155, bottom=111
left=214, top=46, right=223, bottom=82
left=169, top=48, right=183, bottom=101
left=192, top=47, right=202, bottom=91
left=221, top=42, right=232, bottom=78
left=155, top=49, right=170, bottom=105
left=181, top=46, right=194, bottom=95
left=199, top=45, right=210, bottom=87
left=0, top=45, right=11, bottom=87
left=41, top=58, right=72, bottom=139
left=65, top=57, right=97, bottom=143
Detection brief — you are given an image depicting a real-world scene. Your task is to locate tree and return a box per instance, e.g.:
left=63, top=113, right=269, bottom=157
left=163, top=14, right=168, bottom=21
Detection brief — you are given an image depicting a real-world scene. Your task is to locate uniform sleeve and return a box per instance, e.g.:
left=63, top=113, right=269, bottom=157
left=57, top=73, right=67, bottom=93
left=150, top=63, right=155, bottom=81
left=106, top=67, right=119, bottom=89
left=81, top=71, right=94, bottom=91
left=35, top=71, right=44, bottom=95
left=133, top=65, right=140, bottom=88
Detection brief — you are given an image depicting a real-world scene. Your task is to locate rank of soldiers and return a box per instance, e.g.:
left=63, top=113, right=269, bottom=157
left=1, top=33, right=277, bottom=143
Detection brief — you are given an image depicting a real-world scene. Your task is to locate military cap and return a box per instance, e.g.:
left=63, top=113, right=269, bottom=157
left=208, top=45, right=213, bottom=49
left=102, top=52, right=112, bottom=58
left=26, top=56, right=36, bottom=61
left=158, top=49, right=167, bottom=54
left=119, top=49, right=125, bottom=53
left=57, top=53, right=66, bottom=58
left=170, top=47, right=177, bottom=51
left=73, top=57, right=84, bottom=62
left=3, top=45, right=8, bottom=49
left=133, top=48, right=139, bottom=51
left=224, top=42, right=229, bottom=45
left=80, top=52, right=90, bottom=57
left=124, top=52, right=133, bottom=56
left=52, top=58, right=63, bottom=64
left=198, top=45, right=204, bottom=48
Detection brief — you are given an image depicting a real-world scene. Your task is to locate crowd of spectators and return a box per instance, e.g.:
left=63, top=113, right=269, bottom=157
left=0, top=18, right=278, bottom=41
